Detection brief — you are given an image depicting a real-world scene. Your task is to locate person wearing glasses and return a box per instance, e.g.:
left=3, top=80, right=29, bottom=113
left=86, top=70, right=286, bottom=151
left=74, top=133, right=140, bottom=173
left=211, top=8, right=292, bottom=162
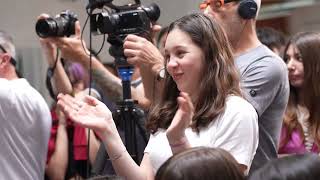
left=0, top=30, right=51, bottom=179
left=200, top=0, right=289, bottom=173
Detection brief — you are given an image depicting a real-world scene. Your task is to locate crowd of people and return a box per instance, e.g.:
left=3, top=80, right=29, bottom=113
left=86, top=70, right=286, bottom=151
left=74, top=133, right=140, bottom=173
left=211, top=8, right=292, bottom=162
left=1, top=0, right=320, bottom=179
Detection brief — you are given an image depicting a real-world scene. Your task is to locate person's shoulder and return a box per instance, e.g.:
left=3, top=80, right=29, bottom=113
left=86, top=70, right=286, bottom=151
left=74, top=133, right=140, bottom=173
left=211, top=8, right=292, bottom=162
left=237, top=45, right=286, bottom=74
left=0, top=78, right=11, bottom=100
left=219, top=95, right=258, bottom=128
left=0, top=78, right=24, bottom=96
left=259, top=54, right=288, bottom=85
left=18, top=79, right=49, bottom=109
left=223, top=96, right=257, bottom=122
left=226, top=95, right=256, bottom=113
left=253, top=45, right=287, bottom=70
left=0, top=78, right=10, bottom=88
left=246, top=46, right=288, bottom=81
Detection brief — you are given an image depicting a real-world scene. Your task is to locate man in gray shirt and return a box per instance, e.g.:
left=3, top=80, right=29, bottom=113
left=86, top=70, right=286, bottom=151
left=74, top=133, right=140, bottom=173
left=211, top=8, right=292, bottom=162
left=203, top=0, right=289, bottom=173
left=0, top=30, right=51, bottom=179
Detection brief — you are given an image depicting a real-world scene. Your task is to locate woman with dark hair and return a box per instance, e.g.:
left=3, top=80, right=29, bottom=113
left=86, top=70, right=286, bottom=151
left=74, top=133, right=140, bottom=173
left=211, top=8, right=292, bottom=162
left=57, top=13, right=258, bottom=179
left=155, top=147, right=245, bottom=180
left=249, top=153, right=320, bottom=180
left=279, top=32, right=320, bottom=155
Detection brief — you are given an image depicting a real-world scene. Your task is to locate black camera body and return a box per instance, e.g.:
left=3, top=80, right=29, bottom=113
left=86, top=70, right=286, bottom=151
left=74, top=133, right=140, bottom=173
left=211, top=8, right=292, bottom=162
left=35, top=10, right=78, bottom=38
left=90, top=3, right=159, bottom=38
left=89, top=1, right=160, bottom=67
left=93, top=9, right=149, bottom=37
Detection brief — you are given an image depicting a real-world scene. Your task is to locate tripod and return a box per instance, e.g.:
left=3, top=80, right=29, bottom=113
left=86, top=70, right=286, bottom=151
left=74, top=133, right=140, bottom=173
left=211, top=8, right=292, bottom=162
left=110, top=34, right=149, bottom=162
left=113, top=65, right=148, bottom=163
left=91, top=37, right=148, bottom=176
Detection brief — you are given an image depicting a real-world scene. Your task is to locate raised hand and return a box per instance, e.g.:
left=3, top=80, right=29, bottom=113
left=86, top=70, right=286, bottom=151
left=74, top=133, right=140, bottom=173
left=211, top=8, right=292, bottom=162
left=57, top=94, right=115, bottom=139
left=43, top=20, right=90, bottom=65
left=37, top=14, right=58, bottom=66
left=166, top=92, right=194, bottom=143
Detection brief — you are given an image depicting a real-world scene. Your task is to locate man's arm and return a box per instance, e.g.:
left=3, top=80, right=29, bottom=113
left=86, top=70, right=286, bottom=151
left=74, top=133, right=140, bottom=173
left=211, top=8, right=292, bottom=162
left=40, top=39, right=73, bottom=96
left=87, top=57, right=151, bottom=109
left=45, top=110, right=68, bottom=180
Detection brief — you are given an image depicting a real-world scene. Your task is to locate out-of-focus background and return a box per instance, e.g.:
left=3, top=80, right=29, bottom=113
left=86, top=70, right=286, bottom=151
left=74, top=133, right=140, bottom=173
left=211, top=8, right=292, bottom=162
left=1, top=0, right=320, bottom=103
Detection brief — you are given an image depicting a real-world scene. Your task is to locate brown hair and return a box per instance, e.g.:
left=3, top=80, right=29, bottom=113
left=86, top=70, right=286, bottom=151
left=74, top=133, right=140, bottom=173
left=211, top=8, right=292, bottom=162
left=249, top=153, right=320, bottom=180
left=155, top=147, right=245, bottom=180
left=146, top=13, right=241, bottom=133
left=282, top=32, right=320, bottom=146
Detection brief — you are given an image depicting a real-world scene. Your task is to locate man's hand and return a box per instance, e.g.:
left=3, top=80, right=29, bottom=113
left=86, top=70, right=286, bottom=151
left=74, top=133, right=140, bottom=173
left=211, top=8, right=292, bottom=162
left=123, top=34, right=164, bottom=76
left=42, top=20, right=90, bottom=65
left=37, top=14, right=58, bottom=66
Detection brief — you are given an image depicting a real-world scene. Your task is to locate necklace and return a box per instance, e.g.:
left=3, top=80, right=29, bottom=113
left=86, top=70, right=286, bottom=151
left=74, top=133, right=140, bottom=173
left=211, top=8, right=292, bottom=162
left=297, top=105, right=314, bottom=152
left=302, top=121, right=314, bottom=152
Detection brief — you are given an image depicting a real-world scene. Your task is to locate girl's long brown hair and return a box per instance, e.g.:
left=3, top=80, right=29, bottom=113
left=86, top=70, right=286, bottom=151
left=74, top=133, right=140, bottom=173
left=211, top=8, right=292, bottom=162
left=147, top=13, right=241, bottom=134
left=282, top=32, right=320, bottom=146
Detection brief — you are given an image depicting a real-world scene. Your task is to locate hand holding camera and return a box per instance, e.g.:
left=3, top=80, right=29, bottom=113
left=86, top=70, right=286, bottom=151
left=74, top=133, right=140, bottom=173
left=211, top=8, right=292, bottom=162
left=36, top=10, right=78, bottom=38
left=36, top=11, right=90, bottom=65
left=123, top=34, right=164, bottom=72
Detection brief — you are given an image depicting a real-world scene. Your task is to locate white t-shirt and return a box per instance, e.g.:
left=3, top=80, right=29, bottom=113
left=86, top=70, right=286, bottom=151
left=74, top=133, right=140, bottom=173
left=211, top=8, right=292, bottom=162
left=0, top=78, right=51, bottom=180
left=144, top=95, right=258, bottom=174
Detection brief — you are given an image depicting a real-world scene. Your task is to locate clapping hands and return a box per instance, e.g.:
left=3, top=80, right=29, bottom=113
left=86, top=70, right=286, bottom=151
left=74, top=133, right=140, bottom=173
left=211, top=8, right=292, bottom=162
left=166, top=92, right=194, bottom=144
left=57, top=94, right=115, bottom=140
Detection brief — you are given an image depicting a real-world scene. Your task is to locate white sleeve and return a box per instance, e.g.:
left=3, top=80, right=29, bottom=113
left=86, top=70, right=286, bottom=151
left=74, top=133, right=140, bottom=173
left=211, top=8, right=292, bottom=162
left=213, top=97, right=259, bottom=167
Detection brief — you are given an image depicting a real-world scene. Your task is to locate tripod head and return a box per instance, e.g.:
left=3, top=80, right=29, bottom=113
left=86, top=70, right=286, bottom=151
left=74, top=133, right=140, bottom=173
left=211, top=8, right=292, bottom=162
left=107, top=34, right=134, bottom=100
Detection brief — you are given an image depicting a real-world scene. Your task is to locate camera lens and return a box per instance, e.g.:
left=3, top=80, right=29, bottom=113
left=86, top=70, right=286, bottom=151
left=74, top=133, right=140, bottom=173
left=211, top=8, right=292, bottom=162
left=143, top=3, right=161, bottom=22
left=35, top=18, right=58, bottom=38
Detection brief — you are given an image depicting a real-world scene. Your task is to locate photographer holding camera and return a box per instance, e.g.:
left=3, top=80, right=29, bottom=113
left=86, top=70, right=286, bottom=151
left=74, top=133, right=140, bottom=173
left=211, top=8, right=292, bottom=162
left=36, top=16, right=157, bottom=111
left=37, top=12, right=106, bottom=179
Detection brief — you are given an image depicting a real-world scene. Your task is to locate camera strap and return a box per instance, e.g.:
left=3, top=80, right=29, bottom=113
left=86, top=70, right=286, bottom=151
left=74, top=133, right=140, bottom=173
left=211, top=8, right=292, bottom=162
left=45, top=49, right=61, bottom=100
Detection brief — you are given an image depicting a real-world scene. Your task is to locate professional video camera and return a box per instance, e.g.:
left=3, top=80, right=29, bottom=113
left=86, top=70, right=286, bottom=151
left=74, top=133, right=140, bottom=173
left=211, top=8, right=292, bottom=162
left=88, top=0, right=160, bottom=67
left=35, top=10, right=78, bottom=38
left=89, top=0, right=160, bottom=37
